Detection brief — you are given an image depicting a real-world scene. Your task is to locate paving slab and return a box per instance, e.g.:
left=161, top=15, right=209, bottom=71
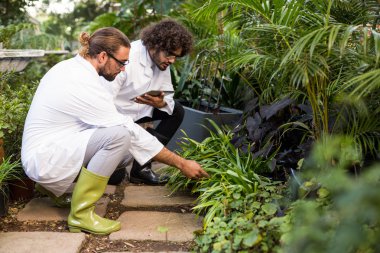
left=0, top=232, right=85, bottom=253
left=109, top=211, right=202, bottom=242
left=122, top=186, right=196, bottom=208
left=17, top=196, right=109, bottom=221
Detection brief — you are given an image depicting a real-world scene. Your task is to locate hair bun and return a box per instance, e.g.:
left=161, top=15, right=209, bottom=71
left=79, top=32, right=90, bottom=46
left=78, top=32, right=90, bottom=57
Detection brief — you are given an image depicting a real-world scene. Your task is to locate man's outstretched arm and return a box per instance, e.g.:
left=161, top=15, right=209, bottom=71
left=153, top=147, right=209, bottom=179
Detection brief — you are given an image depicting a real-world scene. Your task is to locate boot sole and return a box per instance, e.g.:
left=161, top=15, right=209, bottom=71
left=68, top=225, right=120, bottom=235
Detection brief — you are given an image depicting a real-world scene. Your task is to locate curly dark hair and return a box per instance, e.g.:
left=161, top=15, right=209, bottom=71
left=140, top=19, right=193, bottom=57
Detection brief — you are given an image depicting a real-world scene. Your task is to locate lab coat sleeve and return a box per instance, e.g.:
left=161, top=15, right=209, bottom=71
left=57, top=77, right=163, bottom=165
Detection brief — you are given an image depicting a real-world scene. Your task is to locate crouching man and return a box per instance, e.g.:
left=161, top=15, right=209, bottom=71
left=21, top=27, right=208, bottom=235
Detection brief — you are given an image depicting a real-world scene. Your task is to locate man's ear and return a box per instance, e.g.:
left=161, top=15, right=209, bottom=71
left=97, top=51, right=108, bottom=64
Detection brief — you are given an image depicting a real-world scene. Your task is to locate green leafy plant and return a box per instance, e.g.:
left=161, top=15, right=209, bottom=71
left=193, top=187, right=285, bottom=253
left=165, top=120, right=279, bottom=225
left=0, top=0, right=37, bottom=26
left=9, top=28, right=63, bottom=50
left=0, top=72, right=37, bottom=159
left=281, top=135, right=380, bottom=253
left=191, top=0, right=380, bottom=142
left=165, top=119, right=285, bottom=252
left=175, top=48, right=249, bottom=111
left=0, top=156, right=23, bottom=195
left=0, top=23, right=32, bottom=48
left=157, top=226, right=169, bottom=242
left=87, top=0, right=182, bottom=40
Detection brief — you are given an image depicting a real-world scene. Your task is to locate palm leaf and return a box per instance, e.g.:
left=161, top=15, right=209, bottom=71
left=347, top=69, right=380, bottom=97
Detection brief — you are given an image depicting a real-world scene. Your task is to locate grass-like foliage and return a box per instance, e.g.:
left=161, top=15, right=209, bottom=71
left=165, top=119, right=285, bottom=252
left=165, top=119, right=281, bottom=226
left=0, top=157, right=23, bottom=195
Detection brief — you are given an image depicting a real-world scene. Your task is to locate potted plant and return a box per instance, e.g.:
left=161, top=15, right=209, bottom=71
left=0, top=156, right=22, bottom=217
left=168, top=50, right=244, bottom=150
left=0, top=59, right=39, bottom=203
left=0, top=72, right=38, bottom=202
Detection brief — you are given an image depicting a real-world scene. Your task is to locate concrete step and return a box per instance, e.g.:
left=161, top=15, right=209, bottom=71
left=122, top=185, right=196, bottom=208
left=0, top=232, right=85, bottom=253
left=110, top=211, right=202, bottom=242
left=16, top=185, right=116, bottom=221
left=17, top=196, right=109, bottom=221
left=4, top=165, right=200, bottom=253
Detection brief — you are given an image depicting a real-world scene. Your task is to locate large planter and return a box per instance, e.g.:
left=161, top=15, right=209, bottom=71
left=167, top=102, right=243, bottom=151
left=0, top=49, right=45, bottom=72
left=8, top=178, right=35, bottom=201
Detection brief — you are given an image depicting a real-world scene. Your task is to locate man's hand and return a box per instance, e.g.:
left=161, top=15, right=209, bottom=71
left=153, top=147, right=209, bottom=180
left=180, top=160, right=209, bottom=180
left=134, top=92, right=167, bottom=108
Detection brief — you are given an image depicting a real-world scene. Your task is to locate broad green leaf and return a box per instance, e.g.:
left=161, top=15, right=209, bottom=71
left=242, top=228, right=261, bottom=247
left=262, top=203, right=277, bottom=215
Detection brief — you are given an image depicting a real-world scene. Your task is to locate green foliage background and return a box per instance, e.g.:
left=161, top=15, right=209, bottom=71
left=0, top=1, right=379, bottom=252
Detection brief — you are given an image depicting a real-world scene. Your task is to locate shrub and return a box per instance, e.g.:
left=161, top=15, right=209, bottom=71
left=165, top=120, right=286, bottom=252
left=0, top=72, right=37, bottom=160
left=281, top=136, right=380, bottom=253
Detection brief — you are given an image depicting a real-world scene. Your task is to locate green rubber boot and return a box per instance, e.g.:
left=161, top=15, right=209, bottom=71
left=67, top=168, right=120, bottom=235
left=35, top=183, right=71, bottom=208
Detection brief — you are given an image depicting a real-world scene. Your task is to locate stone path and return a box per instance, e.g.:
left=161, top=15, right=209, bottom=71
left=0, top=162, right=200, bottom=253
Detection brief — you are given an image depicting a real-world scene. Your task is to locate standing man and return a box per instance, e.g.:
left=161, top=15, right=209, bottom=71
left=105, top=19, right=193, bottom=185
left=21, top=27, right=208, bottom=235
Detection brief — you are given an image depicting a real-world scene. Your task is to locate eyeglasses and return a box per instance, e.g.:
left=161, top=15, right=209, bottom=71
left=163, top=50, right=182, bottom=60
left=107, top=52, right=129, bottom=67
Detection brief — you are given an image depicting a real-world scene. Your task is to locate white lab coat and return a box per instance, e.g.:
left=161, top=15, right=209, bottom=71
left=21, top=55, right=163, bottom=196
left=102, top=40, right=175, bottom=121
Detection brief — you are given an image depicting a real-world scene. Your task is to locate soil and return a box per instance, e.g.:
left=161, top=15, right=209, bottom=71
left=0, top=180, right=195, bottom=252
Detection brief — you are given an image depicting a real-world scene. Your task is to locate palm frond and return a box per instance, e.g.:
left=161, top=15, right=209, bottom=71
left=347, top=69, right=380, bottom=98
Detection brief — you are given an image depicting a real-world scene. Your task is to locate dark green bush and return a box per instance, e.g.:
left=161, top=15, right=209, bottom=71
left=164, top=120, right=286, bottom=252
left=281, top=136, right=380, bottom=253
left=0, top=72, right=37, bottom=160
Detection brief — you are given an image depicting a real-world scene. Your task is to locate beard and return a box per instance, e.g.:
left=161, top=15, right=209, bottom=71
left=151, top=50, right=168, bottom=71
left=99, top=66, right=116, bottom=81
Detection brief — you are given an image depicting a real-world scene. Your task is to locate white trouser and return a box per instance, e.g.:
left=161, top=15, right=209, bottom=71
left=82, top=126, right=132, bottom=177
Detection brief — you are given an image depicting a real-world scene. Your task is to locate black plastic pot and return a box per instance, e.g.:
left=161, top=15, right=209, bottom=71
left=9, top=178, right=35, bottom=201
left=167, top=101, right=242, bottom=151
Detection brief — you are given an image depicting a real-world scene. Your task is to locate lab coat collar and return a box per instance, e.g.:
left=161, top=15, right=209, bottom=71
left=139, top=41, right=154, bottom=78
left=75, top=54, right=99, bottom=77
